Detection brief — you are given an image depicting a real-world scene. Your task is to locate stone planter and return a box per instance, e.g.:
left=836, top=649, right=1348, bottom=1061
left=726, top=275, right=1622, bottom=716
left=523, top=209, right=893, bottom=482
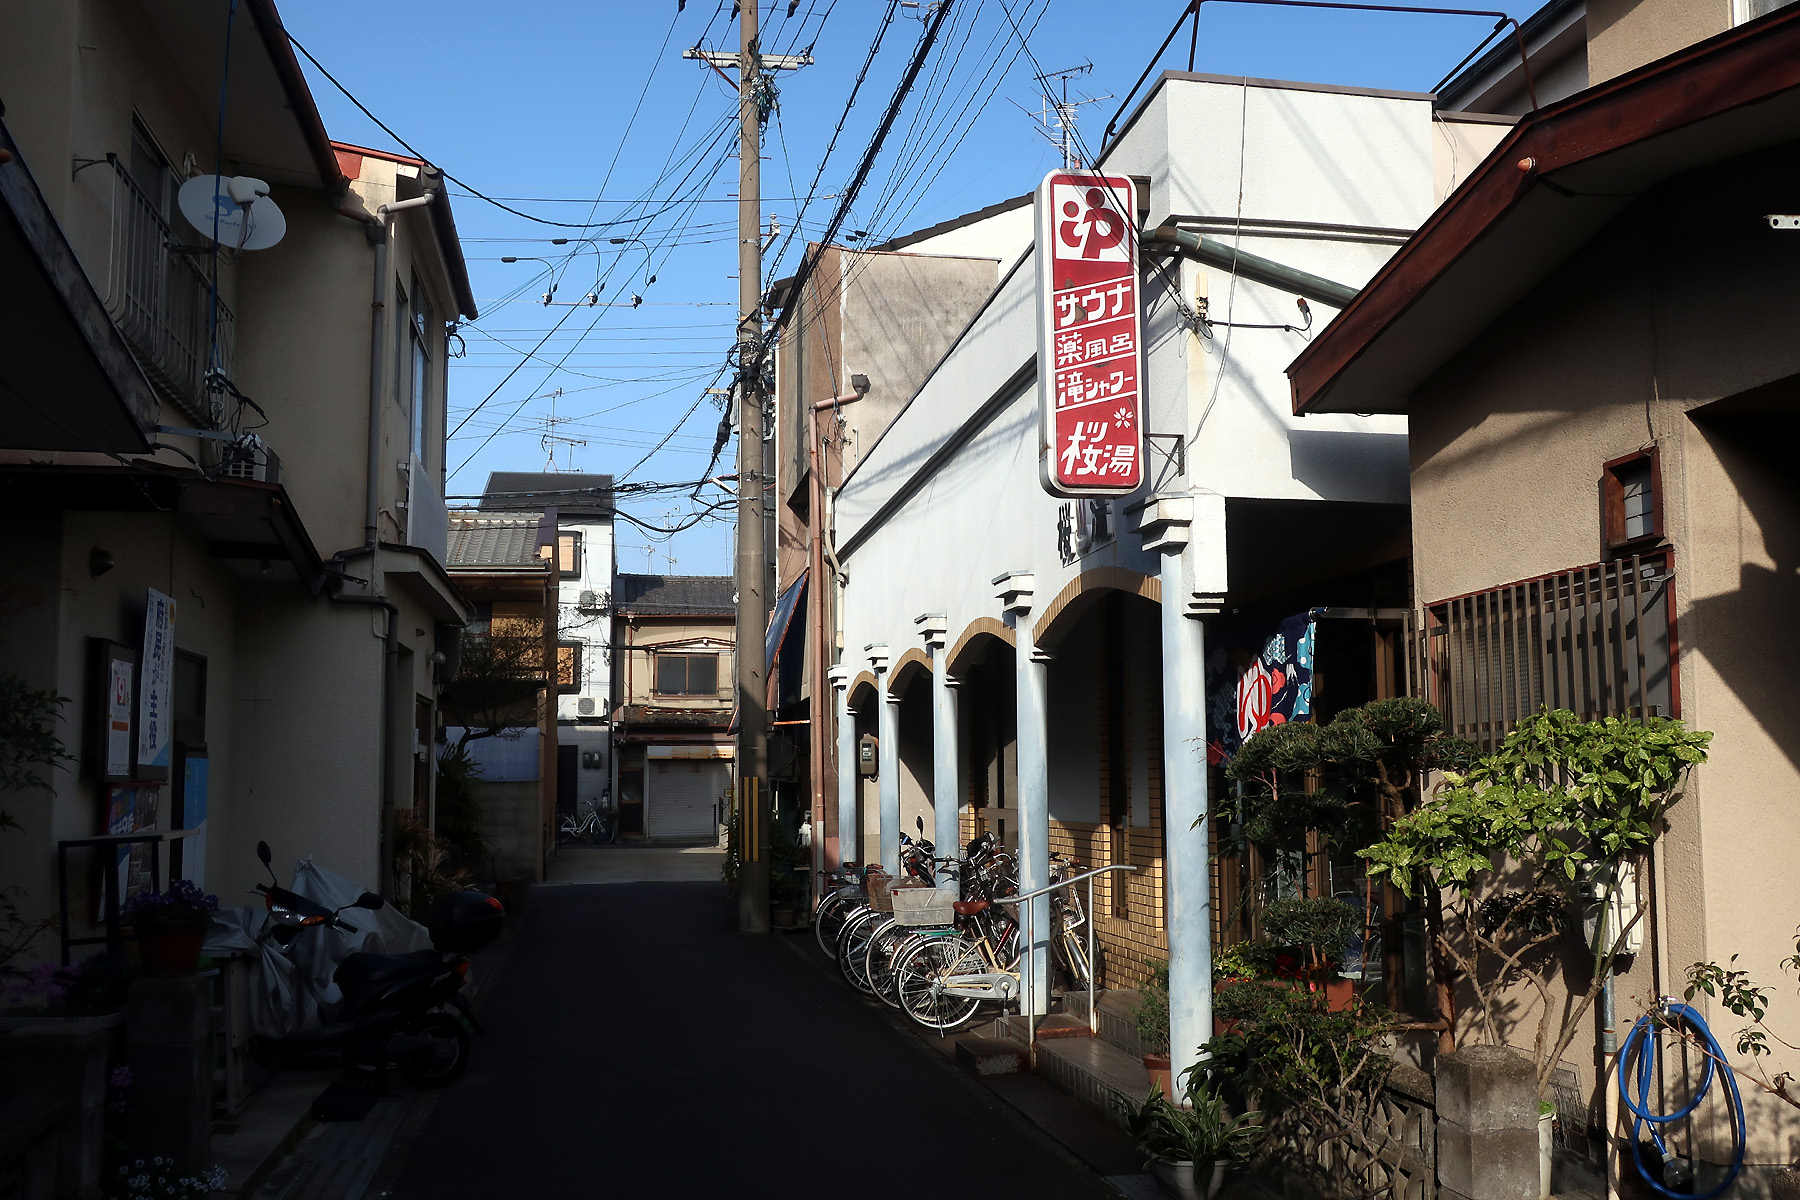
left=0, top=1012, right=124, bottom=1199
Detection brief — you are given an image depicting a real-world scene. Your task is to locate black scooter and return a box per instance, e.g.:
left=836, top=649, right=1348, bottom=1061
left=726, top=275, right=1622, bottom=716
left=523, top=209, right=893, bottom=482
left=252, top=840, right=502, bottom=1088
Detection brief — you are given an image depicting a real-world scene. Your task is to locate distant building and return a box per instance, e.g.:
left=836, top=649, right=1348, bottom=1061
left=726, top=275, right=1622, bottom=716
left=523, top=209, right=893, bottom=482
left=610, top=575, right=735, bottom=841
left=477, top=472, right=616, bottom=833
left=442, top=512, right=559, bottom=882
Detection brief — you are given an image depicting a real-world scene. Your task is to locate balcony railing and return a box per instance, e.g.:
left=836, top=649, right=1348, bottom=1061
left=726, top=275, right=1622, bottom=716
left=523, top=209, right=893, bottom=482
left=1408, top=553, right=1675, bottom=751
left=102, top=156, right=234, bottom=426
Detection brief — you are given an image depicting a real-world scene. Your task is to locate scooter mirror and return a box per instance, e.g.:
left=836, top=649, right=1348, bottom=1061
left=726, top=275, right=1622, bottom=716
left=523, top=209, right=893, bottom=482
left=916, top=816, right=924, bottom=834
left=256, top=841, right=272, bottom=867
left=353, top=892, right=385, bottom=911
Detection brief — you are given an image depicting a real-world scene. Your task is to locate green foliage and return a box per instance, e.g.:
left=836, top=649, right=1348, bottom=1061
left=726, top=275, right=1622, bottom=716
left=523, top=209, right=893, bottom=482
left=1213, top=942, right=1274, bottom=982
left=769, top=822, right=808, bottom=908
left=1261, top=897, right=1360, bottom=973
left=1223, top=698, right=1477, bottom=854
left=1361, top=710, right=1711, bottom=898
left=1685, top=955, right=1773, bottom=1057
left=434, top=744, right=491, bottom=874
left=1120, top=1073, right=1261, bottom=1167
left=0, top=673, right=69, bottom=833
left=1134, top=957, right=1171, bottom=1056
left=1209, top=984, right=1399, bottom=1102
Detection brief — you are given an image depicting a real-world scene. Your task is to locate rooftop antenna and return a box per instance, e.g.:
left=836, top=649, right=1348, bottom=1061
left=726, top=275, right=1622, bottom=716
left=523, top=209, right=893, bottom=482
left=1017, top=62, right=1110, bottom=169
left=538, top=389, right=586, bottom=472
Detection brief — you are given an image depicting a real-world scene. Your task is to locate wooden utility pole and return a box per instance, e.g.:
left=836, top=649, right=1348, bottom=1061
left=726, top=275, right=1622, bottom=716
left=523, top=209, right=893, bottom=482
left=685, top=11, right=811, bottom=935
left=734, top=0, right=770, bottom=935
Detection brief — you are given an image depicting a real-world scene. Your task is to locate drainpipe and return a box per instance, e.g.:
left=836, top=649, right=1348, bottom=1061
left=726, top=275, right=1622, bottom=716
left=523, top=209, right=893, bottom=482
left=1144, top=224, right=1360, bottom=310
left=809, top=391, right=862, bottom=879
left=326, top=188, right=433, bottom=897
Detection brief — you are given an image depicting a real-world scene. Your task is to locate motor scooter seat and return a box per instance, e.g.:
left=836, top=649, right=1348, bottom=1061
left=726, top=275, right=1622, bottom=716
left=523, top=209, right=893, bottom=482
left=334, top=949, right=442, bottom=993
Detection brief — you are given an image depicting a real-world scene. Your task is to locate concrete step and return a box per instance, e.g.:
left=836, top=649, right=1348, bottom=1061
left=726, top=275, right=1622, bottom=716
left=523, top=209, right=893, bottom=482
left=998, top=1013, right=1095, bottom=1042
left=1033, top=1033, right=1154, bottom=1130
left=1062, top=988, right=1149, bottom=1058
left=955, top=1036, right=1027, bottom=1076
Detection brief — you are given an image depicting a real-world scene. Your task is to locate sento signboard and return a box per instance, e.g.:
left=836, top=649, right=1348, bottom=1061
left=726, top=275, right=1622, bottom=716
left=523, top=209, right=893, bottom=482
left=1035, top=171, right=1143, bottom=498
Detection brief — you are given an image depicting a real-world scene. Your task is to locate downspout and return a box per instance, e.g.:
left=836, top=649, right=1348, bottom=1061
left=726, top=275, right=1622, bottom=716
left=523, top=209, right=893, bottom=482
left=809, top=391, right=862, bottom=885
left=1144, top=224, right=1360, bottom=309
left=325, top=188, right=434, bottom=897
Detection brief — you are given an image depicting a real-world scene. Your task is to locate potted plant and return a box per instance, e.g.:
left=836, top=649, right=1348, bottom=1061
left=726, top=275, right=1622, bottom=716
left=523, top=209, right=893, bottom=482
left=1261, top=896, right=1361, bottom=1011
left=122, top=881, right=216, bottom=974
left=1121, top=1073, right=1261, bottom=1200
left=1133, top=958, right=1172, bottom=1094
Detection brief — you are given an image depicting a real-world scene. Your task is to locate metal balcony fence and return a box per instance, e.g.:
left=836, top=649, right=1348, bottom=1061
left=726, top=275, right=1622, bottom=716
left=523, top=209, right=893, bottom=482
left=102, top=156, right=234, bottom=426
left=1408, top=553, right=1676, bottom=751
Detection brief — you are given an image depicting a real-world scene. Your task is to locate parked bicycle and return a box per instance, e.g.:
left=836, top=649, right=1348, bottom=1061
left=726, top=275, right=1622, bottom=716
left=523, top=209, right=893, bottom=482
left=556, top=801, right=615, bottom=846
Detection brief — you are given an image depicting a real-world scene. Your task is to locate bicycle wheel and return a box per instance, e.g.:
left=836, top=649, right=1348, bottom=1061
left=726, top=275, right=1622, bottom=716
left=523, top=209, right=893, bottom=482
left=814, top=891, right=857, bottom=961
left=597, top=815, right=616, bottom=845
left=893, top=935, right=984, bottom=1031
left=1056, top=930, right=1095, bottom=991
left=836, top=908, right=885, bottom=994
left=864, top=918, right=918, bottom=1009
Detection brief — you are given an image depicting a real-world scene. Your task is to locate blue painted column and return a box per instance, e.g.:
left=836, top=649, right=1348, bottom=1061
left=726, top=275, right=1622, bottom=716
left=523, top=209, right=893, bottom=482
left=996, top=573, right=1049, bottom=1017
left=827, top=664, right=855, bottom=867
left=868, top=644, right=899, bottom=873
left=1131, top=494, right=1226, bottom=1093
left=916, top=614, right=961, bottom=868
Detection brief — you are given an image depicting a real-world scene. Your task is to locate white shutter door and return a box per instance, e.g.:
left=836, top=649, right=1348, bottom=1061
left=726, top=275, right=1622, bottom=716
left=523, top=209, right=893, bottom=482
left=646, top=760, right=727, bottom=840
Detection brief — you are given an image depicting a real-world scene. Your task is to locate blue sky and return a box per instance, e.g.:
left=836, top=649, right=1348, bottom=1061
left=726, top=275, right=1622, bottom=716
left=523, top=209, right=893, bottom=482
left=285, top=0, right=1539, bottom=576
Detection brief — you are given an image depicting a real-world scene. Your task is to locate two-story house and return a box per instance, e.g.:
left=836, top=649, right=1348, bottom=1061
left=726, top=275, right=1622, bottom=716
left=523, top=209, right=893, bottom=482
left=0, top=0, right=474, bottom=943
left=610, top=575, right=734, bottom=842
left=474, top=472, right=615, bottom=830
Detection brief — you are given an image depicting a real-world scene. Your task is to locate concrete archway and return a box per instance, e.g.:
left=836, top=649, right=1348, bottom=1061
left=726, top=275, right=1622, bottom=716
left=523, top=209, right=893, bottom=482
left=1033, top=566, right=1161, bottom=651
left=947, top=616, right=1015, bottom=678
left=886, top=647, right=931, bottom=695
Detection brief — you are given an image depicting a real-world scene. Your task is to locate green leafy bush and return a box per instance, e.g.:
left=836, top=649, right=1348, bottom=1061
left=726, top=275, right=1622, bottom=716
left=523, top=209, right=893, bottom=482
left=1134, top=957, right=1170, bottom=1056
left=1120, top=1072, right=1261, bottom=1167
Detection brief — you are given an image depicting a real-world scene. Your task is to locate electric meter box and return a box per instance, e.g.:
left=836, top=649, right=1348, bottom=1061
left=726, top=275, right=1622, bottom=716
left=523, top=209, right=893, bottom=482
left=858, top=733, right=878, bottom=777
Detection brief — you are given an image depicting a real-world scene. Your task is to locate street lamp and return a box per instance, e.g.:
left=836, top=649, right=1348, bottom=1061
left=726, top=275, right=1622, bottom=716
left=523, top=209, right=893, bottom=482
left=499, top=255, right=562, bottom=306
left=609, top=236, right=657, bottom=309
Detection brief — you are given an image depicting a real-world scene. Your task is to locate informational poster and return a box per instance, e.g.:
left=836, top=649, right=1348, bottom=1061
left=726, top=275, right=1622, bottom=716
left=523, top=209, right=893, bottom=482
left=179, top=754, right=209, bottom=889
left=137, top=589, right=176, bottom=778
left=106, top=658, right=135, bottom=778
left=102, top=783, right=161, bottom=918
left=1035, top=171, right=1145, bottom=497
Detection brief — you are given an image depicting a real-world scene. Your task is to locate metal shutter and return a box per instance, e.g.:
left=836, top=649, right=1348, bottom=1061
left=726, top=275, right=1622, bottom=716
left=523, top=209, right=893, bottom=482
left=645, top=759, right=727, bottom=840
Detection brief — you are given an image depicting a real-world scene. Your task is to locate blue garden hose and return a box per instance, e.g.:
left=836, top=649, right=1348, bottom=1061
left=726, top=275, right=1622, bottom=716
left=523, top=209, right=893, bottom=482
left=1618, top=1001, right=1747, bottom=1199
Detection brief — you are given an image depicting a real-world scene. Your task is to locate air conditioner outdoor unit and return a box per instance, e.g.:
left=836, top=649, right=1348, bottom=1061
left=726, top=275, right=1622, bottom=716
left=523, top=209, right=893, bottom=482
left=577, top=697, right=598, bottom=716
left=577, top=590, right=607, bottom=612
left=220, top=436, right=280, bottom=485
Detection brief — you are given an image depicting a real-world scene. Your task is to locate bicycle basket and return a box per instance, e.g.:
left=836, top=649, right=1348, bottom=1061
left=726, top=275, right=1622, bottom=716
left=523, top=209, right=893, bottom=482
left=890, top=885, right=957, bottom=927
left=866, top=870, right=896, bottom=912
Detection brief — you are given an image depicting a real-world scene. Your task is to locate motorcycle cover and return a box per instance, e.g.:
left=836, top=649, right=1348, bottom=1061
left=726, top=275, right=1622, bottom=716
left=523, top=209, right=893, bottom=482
left=203, top=858, right=431, bottom=1037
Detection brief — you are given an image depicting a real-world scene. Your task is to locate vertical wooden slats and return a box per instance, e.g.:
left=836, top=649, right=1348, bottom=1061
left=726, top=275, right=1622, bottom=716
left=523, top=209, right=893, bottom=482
left=1631, top=556, right=1649, bottom=721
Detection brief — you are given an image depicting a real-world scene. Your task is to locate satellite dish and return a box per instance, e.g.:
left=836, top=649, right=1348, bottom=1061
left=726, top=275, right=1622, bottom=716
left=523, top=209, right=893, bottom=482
left=178, top=175, right=286, bottom=251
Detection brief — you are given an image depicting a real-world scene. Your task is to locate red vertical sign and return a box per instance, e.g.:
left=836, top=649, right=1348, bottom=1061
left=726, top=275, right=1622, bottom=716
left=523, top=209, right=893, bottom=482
left=1036, top=172, right=1143, bottom=497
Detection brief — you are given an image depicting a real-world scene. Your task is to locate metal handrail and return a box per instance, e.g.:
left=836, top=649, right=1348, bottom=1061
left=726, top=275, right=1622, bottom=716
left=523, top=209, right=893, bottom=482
left=998, top=861, right=1136, bottom=1064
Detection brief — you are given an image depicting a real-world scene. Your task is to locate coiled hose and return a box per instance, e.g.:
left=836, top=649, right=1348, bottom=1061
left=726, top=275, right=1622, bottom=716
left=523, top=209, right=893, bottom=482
left=1617, top=1001, right=1747, bottom=1199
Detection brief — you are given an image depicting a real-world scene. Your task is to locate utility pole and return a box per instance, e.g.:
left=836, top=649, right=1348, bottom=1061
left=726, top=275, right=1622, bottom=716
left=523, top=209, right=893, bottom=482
left=686, top=10, right=810, bottom=935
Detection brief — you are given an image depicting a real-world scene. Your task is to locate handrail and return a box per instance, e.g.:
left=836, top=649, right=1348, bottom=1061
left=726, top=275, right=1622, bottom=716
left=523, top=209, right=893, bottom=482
left=996, top=861, right=1135, bottom=905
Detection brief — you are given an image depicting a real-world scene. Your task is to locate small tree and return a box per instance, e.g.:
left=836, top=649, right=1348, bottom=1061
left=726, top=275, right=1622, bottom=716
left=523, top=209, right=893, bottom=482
left=1360, top=709, right=1711, bottom=1096
left=0, top=672, right=69, bottom=983
left=1224, top=698, right=1479, bottom=1049
left=439, top=623, right=546, bottom=753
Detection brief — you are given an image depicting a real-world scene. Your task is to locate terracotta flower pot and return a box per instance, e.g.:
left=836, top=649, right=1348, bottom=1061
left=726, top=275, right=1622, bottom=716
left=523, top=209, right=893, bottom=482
left=1322, top=976, right=1354, bottom=1012
left=135, top=914, right=207, bottom=974
left=1142, top=1052, right=1173, bottom=1097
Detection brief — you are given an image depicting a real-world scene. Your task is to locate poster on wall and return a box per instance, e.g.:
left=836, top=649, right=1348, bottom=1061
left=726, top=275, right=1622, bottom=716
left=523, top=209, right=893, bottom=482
left=106, top=656, right=135, bottom=778
left=100, top=783, right=162, bottom=919
left=1205, top=611, right=1317, bottom=763
left=178, top=753, right=209, bottom=889
left=1035, top=170, right=1145, bottom=498
left=136, top=589, right=176, bottom=780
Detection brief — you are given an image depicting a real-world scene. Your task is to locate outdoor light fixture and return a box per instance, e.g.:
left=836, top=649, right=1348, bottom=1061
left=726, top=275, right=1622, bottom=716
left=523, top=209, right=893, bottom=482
left=851, top=373, right=870, bottom=395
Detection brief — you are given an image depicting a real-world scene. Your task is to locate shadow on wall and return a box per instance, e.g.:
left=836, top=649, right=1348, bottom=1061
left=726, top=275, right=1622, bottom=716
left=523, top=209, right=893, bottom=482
left=1685, top=393, right=1800, bottom=780
left=1289, top=427, right=1410, bottom=503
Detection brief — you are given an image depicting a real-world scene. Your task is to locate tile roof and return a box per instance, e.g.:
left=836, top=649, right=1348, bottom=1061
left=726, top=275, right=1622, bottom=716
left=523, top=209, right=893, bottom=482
left=445, top=513, right=547, bottom=568
left=613, top=573, right=734, bottom=614
left=480, top=471, right=614, bottom=518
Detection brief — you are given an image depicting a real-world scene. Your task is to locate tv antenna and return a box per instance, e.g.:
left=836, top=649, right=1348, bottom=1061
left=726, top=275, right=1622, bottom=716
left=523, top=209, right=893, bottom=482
left=537, top=389, right=586, bottom=472
left=1014, top=62, right=1111, bottom=169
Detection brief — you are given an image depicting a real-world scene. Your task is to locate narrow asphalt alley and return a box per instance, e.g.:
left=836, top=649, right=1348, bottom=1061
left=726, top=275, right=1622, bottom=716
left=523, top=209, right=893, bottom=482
left=390, top=856, right=1116, bottom=1198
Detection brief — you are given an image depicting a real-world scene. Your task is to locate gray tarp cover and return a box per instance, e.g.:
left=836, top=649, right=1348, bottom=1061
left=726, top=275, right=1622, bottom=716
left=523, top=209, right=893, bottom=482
left=204, top=859, right=432, bottom=1037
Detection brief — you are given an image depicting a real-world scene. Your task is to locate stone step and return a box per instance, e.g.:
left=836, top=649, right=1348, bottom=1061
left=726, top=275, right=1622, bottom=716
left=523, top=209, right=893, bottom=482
left=1033, top=1032, right=1154, bottom=1130
left=998, top=1013, right=1095, bottom=1042
left=955, top=1036, right=1028, bottom=1076
left=1063, top=988, right=1148, bottom=1058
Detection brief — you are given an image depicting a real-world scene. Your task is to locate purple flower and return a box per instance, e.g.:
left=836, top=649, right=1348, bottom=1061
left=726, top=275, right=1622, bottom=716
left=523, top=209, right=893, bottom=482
left=111, top=1065, right=133, bottom=1089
